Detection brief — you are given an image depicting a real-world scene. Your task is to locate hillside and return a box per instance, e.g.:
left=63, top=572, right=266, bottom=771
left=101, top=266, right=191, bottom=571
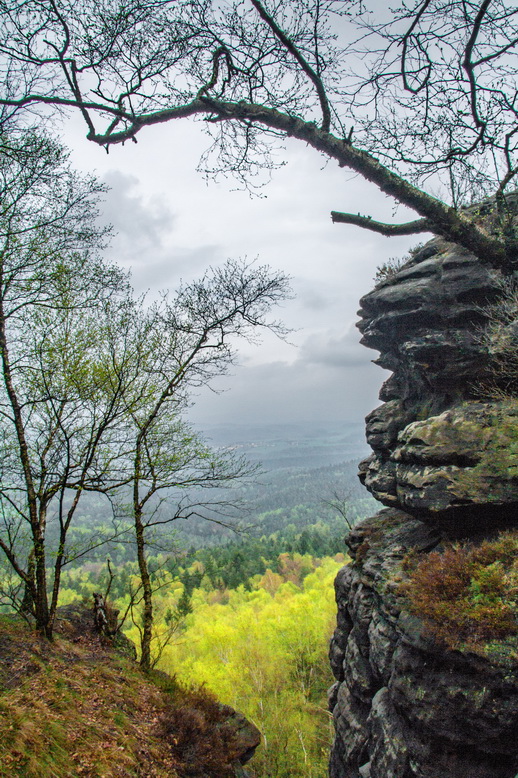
left=0, top=606, right=259, bottom=778
left=47, top=456, right=376, bottom=568
left=52, top=549, right=344, bottom=778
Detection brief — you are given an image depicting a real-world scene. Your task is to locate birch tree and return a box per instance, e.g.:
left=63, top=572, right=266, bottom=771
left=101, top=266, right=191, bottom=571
left=0, top=132, right=133, bottom=636
left=112, top=260, right=290, bottom=670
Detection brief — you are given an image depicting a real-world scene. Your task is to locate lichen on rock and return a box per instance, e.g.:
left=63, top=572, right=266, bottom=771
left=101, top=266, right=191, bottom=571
left=393, top=400, right=518, bottom=524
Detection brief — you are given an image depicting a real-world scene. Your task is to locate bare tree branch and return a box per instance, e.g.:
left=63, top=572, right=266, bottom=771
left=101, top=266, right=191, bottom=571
left=462, top=0, right=492, bottom=132
left=400, top=0, right=434, bottom=94
left=250, top=0, right=331, bottom=131
left=0, top=1, right=517, bottom=266
left=331, top=211, right=432, bottom=236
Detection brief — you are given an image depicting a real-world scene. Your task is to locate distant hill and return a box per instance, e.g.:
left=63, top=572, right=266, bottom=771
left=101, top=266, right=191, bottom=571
left=196, top=420, right=369, bottom=470
left=43, top=421, right=376, bottom=559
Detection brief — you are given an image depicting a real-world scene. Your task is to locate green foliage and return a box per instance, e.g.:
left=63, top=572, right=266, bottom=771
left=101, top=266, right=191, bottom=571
left=170, top=458, right=374, bottom=550
left=56, top=549, right=345, bottom=777
left=155, top=555, right=344, bottom=778
left=401, top=531, right=518, bottom=652
left=0, top=131, right=131, bottom=632
left=54, top=547, right=347, bottom=777
left=374, top=256, right=408, bottom=286
left=373, top=243, right=424, bottom=287
left=12, top=453, right=372, bottom=579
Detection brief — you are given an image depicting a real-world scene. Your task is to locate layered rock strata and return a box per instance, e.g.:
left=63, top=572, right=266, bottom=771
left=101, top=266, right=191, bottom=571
left=357, top=236, right=518, bottom=534
left=329, top=510, right=518, bottom=778
left=329, top=231, right=518, bottom=777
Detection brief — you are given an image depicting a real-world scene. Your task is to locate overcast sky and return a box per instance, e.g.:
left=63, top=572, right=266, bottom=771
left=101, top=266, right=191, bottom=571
left=63, top=113, right=426, bottom=429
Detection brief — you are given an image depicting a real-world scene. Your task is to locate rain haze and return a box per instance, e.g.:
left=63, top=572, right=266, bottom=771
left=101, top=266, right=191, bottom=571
left=64, top=111, right=428, bottom=430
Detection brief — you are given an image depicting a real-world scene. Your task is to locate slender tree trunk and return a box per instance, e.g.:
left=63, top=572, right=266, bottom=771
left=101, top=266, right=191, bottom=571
left=0, top=285, right=50, bottom=636
left=133, top=442, right=153, bottom=672
left=135, top=506, right=153, bottom=672
left=48, top=489, right=83, bottom=632
left=20, top=549, right=35, bottom=616
left=33, top=526, right=50, bottom=636
left=33, top=505, right=50, bottom=636
left=47, top=536, right=67, bottom=636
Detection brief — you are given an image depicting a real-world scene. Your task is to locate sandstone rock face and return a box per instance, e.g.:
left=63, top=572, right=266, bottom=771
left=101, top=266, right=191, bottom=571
left=328, top=511, right=518, bottom=778
left=329, top=230, right=518, bottom=777
left=357, top=236, right=518, bottom=533
left=393, top=401, right=518, bottom=523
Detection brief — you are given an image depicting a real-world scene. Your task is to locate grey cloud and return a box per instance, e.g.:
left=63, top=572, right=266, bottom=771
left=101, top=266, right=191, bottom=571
left=297, top=324, right=368, bottom=369
left=129, top=245, right=223, bottom=294
left=101, top=170, right=174, bottom=248
left=99, top=171, right=224, bottom=293
left=188, top=355, right=387, bottom=427
left=298, top=288, right=335, bottom=312
left=63, top=114, right=407, bottom=430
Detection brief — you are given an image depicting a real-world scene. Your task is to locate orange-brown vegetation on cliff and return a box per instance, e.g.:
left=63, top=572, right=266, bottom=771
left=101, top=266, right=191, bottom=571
left=401, top=531, right=518, bottom=653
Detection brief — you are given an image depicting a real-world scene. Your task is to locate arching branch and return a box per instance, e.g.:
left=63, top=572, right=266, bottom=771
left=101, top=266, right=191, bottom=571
left=9, top=91, right=503, bottom=268
left=197, top=46, right=233, bottom=98
left=400, top=0, right=433, bottom=94
left=0, top=2, right=516, bottom=270
left=462, top=0, right=492, bottom=132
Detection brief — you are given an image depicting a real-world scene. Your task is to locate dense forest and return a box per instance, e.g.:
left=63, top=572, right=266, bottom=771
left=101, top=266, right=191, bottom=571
left=35, top=444, right=375, bottom=563
left=57, top=548, right=348, bottom=778
left=1, top=425, right=374, bottom=777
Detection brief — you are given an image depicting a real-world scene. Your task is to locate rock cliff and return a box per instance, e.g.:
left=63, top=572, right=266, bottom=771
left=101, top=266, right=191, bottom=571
left=329, top=230, right=518, bottom=777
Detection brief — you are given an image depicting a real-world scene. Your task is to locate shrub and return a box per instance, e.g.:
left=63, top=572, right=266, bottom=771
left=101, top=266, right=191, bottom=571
left=401, top=531, right=518, bottom=651
left=373, top=256, right=407, bottom=286
left=161, top=685, right=241, bottom=778
left=373, top=244, right=424, bottom=287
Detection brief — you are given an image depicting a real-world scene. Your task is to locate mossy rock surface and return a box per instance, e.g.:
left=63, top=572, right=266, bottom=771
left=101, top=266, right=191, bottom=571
left=391, top=400, right=518, bottom=526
